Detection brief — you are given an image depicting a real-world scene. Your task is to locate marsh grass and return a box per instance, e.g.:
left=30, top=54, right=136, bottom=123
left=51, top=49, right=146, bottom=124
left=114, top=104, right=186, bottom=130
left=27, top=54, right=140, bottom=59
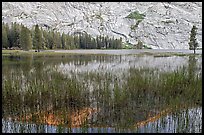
left=2, top=54, right=202, bottom=133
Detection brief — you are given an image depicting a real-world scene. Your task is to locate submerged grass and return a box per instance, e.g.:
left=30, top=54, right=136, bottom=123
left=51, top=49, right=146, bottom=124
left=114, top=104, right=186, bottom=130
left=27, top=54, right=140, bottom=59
left=2, top=54, right=202, bottom=133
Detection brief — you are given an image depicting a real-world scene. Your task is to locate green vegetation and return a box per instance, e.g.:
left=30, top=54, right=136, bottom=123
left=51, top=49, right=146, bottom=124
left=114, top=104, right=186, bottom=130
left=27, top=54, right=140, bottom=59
left=2, top=54, right=202, bottom=132
left=20, top=25, right=32, bottom=51
left=143, top=44, right=152, bottom=49
left=2, top=22, right=122, bottom=51
left=130, top=20, right=142, bottom=31
left=122, top=42, right=152, bottom=50
left=126, top=11, right=145, bottom=31
left=95, top=13, right=103, bottom=20
left=122, top=42, right=133, bottom=49
left=189, top=25, right=199, bottom=54
left=135, top=40, right=143, bottom=49
left=126, top=11, right=145, bottom=21
left=130, top=24, right=138, bottom=31
left=2, top=22, right=9, bottom=49
left=33, top=24, right=43, bottom=52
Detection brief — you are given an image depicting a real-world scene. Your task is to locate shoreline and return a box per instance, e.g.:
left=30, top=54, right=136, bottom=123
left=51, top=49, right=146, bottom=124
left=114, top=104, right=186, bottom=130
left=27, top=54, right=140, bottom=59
left=2, top=49, right=202, bottom=56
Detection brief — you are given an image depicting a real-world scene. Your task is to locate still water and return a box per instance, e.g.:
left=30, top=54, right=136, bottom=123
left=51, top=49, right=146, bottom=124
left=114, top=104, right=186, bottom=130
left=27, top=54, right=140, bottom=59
left=2, top=107, right=202, bottom=133
left=2, top=50, right=202, bottom=133
left=54, top=49, right=202, bottom=55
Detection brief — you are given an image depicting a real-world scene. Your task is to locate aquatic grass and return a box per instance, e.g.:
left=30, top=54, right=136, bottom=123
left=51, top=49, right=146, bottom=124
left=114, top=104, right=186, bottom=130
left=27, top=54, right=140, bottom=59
left=75, top=63, right=201, bottom=128
left=2, top=54, right=202, bottom=133
left=3, top=68, right=89, bottom=117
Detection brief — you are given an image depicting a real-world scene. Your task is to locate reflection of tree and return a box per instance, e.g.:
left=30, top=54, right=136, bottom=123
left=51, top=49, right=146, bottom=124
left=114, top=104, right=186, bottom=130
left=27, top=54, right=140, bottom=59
left=33, top=57, right=44, bottom=78
left=188, top=55, right=197, bottom=81
left=21, top=54, right=33, bottom=75
left=3, top=55, right=202, bottom=130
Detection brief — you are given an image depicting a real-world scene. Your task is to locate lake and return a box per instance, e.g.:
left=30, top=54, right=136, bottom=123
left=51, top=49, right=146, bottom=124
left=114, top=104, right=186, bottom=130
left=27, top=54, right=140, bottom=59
left=2, top=49, right=202, bottom=133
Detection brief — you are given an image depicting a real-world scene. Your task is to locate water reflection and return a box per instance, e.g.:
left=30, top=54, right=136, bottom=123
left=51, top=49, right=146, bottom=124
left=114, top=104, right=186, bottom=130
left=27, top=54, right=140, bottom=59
left=2, top=54, right=202, bottom=133
left=2, top=107, right=202, bottom=133
left=56, top=55, right=202, bottom=75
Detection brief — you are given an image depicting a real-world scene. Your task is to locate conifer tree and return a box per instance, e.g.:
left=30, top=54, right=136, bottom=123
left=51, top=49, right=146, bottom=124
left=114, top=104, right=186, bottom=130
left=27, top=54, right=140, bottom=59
left=13, top=22, right=21, bottom=48
left=136, top=40, right=143, bottom=49
left=91, top=38, right=97, bottom=49
left=74, top=35, right=80, bottom=49
left=2, top=24, right=8, bottom=49
left=8, top=22, right=20, bottom=48
left=189, top=25, right=198, bottom=54
left=52, top=31, right=57, bottom=49
left=47, top=31, right=54, bottom=49
left=42, top=30, right=49, bottom=49
left=69, top=36, right=75, bottom=49
left=61, top=32, right=66, bottom=49
left=20, top=26, right=32, bottom=51
left=33, top=24, right=43, bottom=52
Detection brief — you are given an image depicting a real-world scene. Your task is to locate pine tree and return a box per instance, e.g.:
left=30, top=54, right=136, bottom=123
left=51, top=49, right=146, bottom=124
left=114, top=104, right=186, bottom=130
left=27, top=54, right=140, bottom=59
left=13, top=22, right=21, bottom=48
left=33, top=24, right=43, bottom=52
left=91, top=38, right=97, bottom=49
left=65, top=35, right=71, bottom=49
left=189, top=25, right=198, bottom=54
left=42, top=30, right=49, bottom=49
left=8, top=22, right=20, bottom=49
left=74, top=35, right=80, bottom=49
left=86, top=34, right=92, bottom=49
left=70, top=36, right=75, bottom=49
left=96, top=35, right=101, bottom=49
left=118, top=37, right=123, bottom=49
left=61, top=32, right=66, bottom=49
left=2, top=24, right=8, bottom=49
left=40, top=28, right=46, bottom=49
left=56, top=32, right=62, bottom=49
left=47, top=31, right=54, bottom=49
left=52, top=31, right=57, bottom=49
left=8, top=26, right=13, bottom=48
left=79, top=34, right=86, bottom=49
left=136, top=40, right=143, bottom=49
left=20, top=26, right=32, bottom=51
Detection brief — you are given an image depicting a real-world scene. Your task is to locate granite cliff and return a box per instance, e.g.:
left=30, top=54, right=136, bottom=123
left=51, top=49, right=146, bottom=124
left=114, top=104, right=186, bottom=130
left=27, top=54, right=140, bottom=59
left=2, top=2, right=202, bottom=49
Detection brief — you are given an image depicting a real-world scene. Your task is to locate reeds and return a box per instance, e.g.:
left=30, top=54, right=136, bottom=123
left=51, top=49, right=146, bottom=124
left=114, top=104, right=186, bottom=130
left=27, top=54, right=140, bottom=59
left=2, top=54, right=202, bottom=133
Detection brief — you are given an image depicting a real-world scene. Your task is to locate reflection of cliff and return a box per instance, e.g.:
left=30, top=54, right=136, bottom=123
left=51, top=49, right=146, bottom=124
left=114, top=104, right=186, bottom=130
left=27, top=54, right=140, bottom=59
left=5, top=104, right=199, bottom=130
left=10, top=107, right=98, bottom=127
left=135, top=108, right=171, bottom=127
left=7, top=107, right=171, bottom=128
left=134, top=104, right=193, bottom=128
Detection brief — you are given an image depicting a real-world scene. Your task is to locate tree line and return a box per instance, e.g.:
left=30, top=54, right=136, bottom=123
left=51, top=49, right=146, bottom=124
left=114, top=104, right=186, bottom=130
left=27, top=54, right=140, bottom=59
left=2, top=22, right=122, bottom=51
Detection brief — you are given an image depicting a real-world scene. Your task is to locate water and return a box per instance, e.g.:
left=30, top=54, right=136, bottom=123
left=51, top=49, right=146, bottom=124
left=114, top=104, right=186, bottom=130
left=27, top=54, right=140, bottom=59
left=53, top=49, right=202, bottom=55
left=2, top=50, right=202, bottom=133
left=2, top=107, right=202, bottom=133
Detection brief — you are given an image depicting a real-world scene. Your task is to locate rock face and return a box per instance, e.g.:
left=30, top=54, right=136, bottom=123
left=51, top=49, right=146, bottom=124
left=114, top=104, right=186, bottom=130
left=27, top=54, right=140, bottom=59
left=2, top=2, right=202, bottom=49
